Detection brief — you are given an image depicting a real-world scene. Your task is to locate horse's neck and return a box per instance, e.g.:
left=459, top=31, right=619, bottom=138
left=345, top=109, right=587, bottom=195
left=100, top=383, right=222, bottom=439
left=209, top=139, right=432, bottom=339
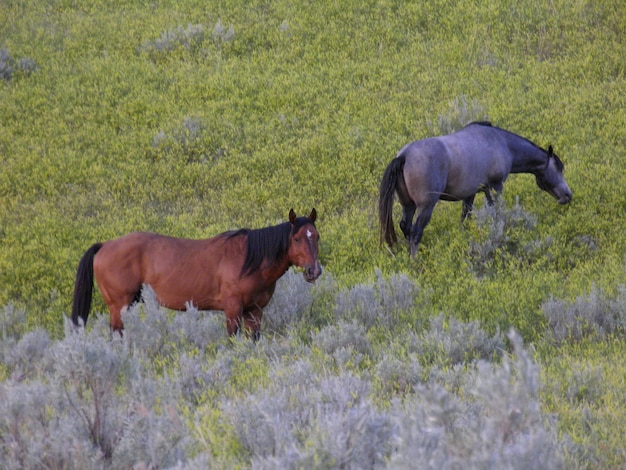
left=260, top=253, right=291, bottom=283
left=508, top=137, right=546, bottom=174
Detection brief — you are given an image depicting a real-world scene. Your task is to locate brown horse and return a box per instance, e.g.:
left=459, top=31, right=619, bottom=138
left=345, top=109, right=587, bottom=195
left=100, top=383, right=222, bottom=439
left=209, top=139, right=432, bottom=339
left=71, top=209, right=321, bottom=340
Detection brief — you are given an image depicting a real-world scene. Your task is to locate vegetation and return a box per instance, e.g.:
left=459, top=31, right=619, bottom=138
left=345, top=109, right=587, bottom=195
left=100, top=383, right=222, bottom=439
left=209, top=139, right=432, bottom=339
left=1, top=0, right=625, bottom=467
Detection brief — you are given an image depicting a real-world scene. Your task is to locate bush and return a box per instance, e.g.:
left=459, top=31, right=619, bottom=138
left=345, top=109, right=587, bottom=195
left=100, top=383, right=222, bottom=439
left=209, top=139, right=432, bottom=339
left=0, top=304, right=29, bottom=361
left=0, top=314, right=192, bottom=468
left=388, top=330, right=564, bottom=469
left=0, top=48, right=37, bottom=82
left=2, top=0, right=626, bottom=465
left=262, top=269, right=315, bottom=334
left=221, top=359, right=393, bottom=469
left=428, top=95, right=489, bottom=135
left=0, top=292, right=592, bottom=468
left=313, top=319, right=373, bottom=359
left=333, top=269, right=422, bottom=331
left=412, top=314, right=505, bottom=367
left=542, top=285, right=626, bottom=343
left=467, top=198, right=552, bottom=277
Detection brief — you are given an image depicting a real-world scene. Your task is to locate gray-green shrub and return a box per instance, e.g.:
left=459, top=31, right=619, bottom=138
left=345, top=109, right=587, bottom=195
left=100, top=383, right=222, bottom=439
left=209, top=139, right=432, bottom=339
left=542, top=285, right=626, bottom=343
left=0, top=48, right=37, bottom=82
left=0, top=290, right=583, bottom=469
left=468, top=198, right=551, bottom=277
left=334, top=269, right=421, bottom=330
left=261, top=268, right=314, bottom=334
left=409, top=314, right=505, bottom=367
left=388, top=330, right=564, bottom=469
left=428, top=95, right=489, bottom=135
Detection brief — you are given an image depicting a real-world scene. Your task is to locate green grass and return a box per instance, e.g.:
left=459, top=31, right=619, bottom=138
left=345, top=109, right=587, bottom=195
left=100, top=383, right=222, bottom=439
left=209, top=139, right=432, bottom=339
left=2, top=0, right=626, bottom=466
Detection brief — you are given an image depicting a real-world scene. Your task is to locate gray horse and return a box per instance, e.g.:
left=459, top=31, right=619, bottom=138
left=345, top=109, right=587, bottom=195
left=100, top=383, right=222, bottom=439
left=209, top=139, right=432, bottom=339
left=379, top=122, right=572, bottom=257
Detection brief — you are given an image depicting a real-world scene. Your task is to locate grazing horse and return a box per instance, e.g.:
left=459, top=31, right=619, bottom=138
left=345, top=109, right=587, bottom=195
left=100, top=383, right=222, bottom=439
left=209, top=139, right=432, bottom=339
left=71, top=209, right=322, bottom=340
left=379, top=122, right=572, bottom=257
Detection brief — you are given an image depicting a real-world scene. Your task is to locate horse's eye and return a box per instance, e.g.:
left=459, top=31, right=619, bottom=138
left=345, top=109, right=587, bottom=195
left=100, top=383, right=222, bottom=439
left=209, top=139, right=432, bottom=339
left=294, top=237, right=301, bottom=243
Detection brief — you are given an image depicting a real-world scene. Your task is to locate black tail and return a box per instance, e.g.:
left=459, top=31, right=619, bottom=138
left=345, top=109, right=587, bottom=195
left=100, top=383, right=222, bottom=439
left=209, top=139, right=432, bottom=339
left=379, top=155, right=405, bottom=246
left=71, top=243, right=103, bottom=327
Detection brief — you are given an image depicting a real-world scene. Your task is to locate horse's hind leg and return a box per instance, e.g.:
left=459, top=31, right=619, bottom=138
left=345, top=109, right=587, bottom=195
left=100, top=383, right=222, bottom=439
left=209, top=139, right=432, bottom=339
left=106, top=302, right=127, bottom=333
left=410, top=204, right=435, bottom=258
left=105, top=290, right=140, bottom=334
left=99, top=284, right=139, bottom=333
left=400, top=204, right=416, bottom=240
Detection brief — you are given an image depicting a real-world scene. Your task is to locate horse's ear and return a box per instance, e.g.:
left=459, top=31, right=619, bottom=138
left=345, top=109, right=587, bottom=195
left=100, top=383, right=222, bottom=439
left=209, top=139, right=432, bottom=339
left=309, top=208, right=317, bottom=223
left=547, top=145, right=554, bottom=158
left=289, top=209, right=297, bottom=224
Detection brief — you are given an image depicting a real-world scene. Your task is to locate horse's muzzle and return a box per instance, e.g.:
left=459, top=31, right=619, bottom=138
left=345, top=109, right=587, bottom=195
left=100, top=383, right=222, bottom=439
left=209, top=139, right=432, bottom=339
left=557, top=188, right=572, bottom=204
left=553, top=185, right=572, bottom=204
left=304, top=263, right=322, bottom=283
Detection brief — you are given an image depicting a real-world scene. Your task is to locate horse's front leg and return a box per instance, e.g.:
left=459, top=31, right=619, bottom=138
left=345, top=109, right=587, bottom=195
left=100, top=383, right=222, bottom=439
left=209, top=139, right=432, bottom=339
left=484, top=189, right=495, bottom=206
left=483, top=181, right=504, bottom=206
left=223, top=298, right=243, bottom=337
left=461, top=195, right=476, bottom=223
left=243, top=305, right=263, bottom=342
left=476, top=184, right=495, bottom=206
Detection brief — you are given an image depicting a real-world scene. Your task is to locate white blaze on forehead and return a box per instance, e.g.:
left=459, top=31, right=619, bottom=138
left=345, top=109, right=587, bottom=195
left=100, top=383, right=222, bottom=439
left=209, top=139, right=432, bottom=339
left=306, top=229, right=313, bottom=239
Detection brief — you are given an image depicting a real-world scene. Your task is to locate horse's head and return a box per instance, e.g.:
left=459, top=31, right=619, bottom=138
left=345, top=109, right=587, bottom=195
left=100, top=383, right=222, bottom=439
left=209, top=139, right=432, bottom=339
left=288, top=208, right=322, bottom=283
left=535, top=146, right=572, bottom=204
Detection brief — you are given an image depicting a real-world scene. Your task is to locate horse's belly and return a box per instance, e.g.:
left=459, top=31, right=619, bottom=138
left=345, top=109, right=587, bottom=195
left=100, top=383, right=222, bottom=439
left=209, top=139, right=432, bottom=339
left=154, top=280, right=274, bottom=313
left=153, top=288, right=222, bottom=311
left=443, top=180, right=482, bottom=200
left=446, top=161, right=504, bottom=199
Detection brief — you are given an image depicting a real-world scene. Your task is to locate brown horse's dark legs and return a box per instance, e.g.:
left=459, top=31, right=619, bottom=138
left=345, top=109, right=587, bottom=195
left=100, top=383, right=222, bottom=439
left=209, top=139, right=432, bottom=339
left=108, top=304, right=126, bottom=333
left=243, top=307, right=263, bottom=341
left=225, top=315, right=240, bottom=336
left=224, top=298, right=244, bottom=337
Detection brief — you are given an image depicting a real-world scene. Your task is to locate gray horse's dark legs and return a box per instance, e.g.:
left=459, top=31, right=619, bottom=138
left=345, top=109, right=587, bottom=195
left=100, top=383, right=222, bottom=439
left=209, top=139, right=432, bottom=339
left=483, top=188, right=495, bottom=205
left=400, top=204, right=416, bottom=240
left=410, top=205, right=435, bottom=258
left=461, top=195, right=475, bottom=223
left=462, top=187, right=500, bottom=223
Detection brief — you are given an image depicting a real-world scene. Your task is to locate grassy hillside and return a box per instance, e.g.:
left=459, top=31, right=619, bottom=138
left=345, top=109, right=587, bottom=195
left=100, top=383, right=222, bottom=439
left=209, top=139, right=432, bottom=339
left=1, top=0, right=625, bottom=467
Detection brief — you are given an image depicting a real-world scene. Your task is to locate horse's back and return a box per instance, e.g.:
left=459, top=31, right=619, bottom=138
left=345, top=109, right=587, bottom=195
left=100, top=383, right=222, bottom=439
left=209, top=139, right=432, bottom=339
left=400, top=124, right=514, bottom=201
left=93, top=232, right=155, bottom=277
left=449, top=124, right=514, bottom=183
left=92, top=231, right=243, bottom=310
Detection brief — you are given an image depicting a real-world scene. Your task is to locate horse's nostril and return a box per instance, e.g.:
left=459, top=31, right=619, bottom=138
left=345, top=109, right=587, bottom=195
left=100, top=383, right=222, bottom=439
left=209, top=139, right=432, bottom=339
left=305, top=264, right=321, bottom=281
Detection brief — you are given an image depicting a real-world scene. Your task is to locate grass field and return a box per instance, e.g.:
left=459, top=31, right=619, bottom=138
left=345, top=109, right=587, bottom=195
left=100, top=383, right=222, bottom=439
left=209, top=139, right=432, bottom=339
left=1, top=0, right=625, bottom=467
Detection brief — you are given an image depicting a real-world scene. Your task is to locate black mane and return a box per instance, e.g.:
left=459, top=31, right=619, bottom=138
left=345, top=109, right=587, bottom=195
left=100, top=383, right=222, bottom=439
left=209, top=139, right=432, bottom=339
left=468, top=121, right=560, bottom=167
left=226, top=217, right=314, bottom=278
